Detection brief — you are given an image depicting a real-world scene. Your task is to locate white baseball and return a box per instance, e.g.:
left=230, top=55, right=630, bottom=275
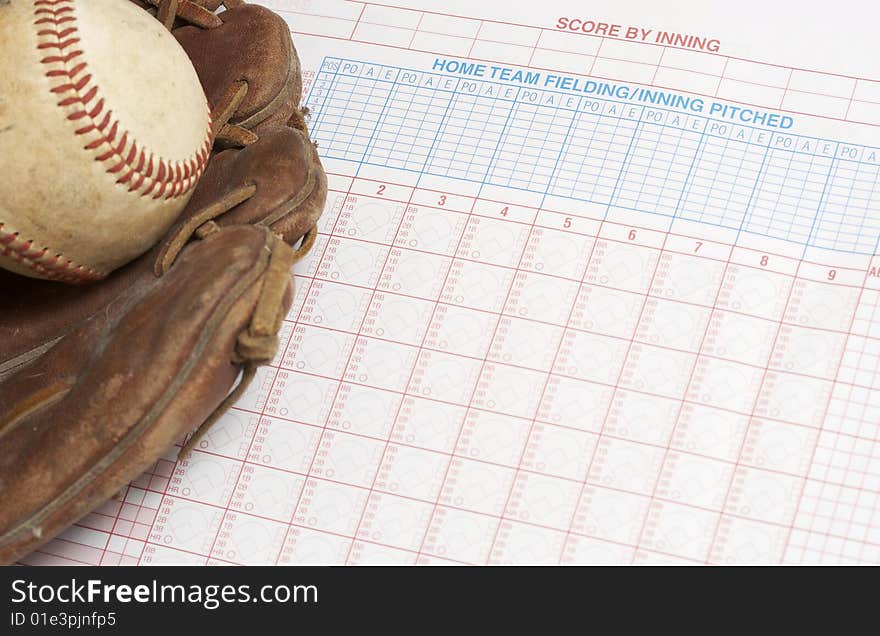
left=0, top=0, right=212, bottom=283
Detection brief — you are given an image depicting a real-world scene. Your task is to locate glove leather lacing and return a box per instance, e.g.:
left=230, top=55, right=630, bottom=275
left=141, top=0, right=321, bottom=458
left=176, top=230, right=313, bottom=459
left=142, top=0, right=231, bottom=30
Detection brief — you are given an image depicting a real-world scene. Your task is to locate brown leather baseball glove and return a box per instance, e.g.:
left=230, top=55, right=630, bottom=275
left=0, top=0, right=327, bottom=564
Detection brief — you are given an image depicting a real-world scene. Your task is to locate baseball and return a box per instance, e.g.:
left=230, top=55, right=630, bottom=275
left=0, top=0, right=213, bottom=283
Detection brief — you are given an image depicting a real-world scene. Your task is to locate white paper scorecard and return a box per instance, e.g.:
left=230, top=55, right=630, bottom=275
left=30, top=0, right=880, bottom=565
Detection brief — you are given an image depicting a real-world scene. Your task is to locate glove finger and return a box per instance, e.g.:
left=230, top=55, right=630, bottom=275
left=0, top=225, right=294, bottom=564
left=155, top=123, right=327, bottom=274
left=174, top=4, right=302, bottom=132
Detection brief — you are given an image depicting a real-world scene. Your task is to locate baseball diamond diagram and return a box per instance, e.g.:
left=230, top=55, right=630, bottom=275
left=26, top=0, right=880, bottom=565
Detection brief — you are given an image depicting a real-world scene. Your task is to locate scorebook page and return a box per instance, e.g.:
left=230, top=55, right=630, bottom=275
left=29, top=0, right=880, bottom=565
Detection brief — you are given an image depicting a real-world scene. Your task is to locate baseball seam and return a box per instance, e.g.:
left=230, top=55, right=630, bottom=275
left=0, top=221, right=104, bottom=283
left=0, top=0, right=214, bottom=283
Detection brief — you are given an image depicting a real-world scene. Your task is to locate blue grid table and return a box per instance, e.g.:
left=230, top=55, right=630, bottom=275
left=308, top=57, right=880, bottom=256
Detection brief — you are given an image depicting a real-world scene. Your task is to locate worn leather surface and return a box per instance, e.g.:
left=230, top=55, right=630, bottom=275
left=174, top=3, right=302, bottom=131
left=0, top=226, right=295, bottom=563
left=183, top=124, right=327, bottom=244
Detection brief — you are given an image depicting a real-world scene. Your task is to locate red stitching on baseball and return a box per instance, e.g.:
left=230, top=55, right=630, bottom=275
left=37, top=37, right=81, bottom=50
left=34, top=8, right=74, bottom=18
left=1, top=0, right=215, bottom=283
left=34, top=16, right=75, bottom=27
left=37, top=27, right=77, bottom=37
left=35, top=0, right=211, bottom=204
left=0, top=223, right=104, bottom=284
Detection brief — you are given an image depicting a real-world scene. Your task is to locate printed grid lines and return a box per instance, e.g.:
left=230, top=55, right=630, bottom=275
left=28, top=167, right=880, bottom=564
left=311, top=57, right=880, bottom=256
left=25, top=9, right=880, bottom=565
left=269, top=0, right=880, bottom=128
